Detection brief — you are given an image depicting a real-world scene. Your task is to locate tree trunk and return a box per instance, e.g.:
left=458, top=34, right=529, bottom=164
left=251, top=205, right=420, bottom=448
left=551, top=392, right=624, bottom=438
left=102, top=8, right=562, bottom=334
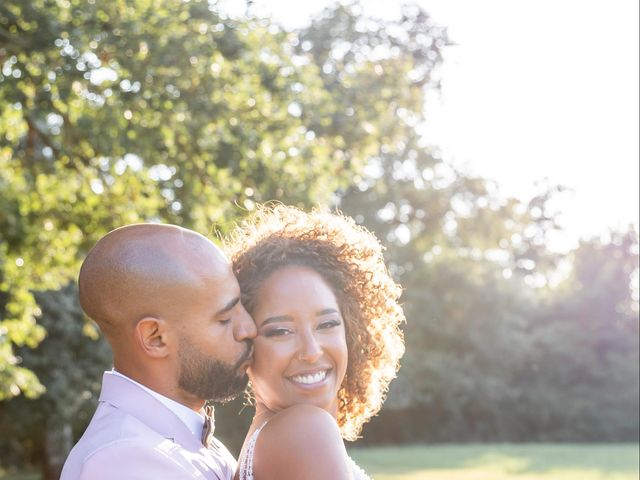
left=42, top=421, right=72, bottom=480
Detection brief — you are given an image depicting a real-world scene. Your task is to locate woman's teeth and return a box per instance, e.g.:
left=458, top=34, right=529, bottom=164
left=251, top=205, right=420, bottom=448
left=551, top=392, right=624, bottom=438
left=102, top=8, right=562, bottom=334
left=290, top=370, right=328, bottom=385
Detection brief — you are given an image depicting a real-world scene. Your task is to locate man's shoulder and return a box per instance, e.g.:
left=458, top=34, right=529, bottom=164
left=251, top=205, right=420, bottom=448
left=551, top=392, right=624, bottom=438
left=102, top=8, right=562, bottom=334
left=64, top=438, right=202, bottom=480
left=71, top=401, right=164, bottom=450
left=61, top=403, right=194, bottom=479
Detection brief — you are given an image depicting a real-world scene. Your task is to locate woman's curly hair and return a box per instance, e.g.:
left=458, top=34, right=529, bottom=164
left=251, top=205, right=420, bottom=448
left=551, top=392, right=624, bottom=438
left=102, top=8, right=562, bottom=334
left=225, top=204, right=405, bottom=441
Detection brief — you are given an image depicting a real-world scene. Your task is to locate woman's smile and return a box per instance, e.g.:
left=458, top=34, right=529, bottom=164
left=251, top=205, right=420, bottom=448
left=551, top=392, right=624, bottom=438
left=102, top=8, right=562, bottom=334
left=287, top=368, right=332, bottom=387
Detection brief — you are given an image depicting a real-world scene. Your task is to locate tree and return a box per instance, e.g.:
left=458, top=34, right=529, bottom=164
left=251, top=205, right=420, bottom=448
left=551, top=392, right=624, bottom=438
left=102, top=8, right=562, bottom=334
left=296, top=2, right=638, bottom=444
left=0, top=284, right=112, bottom=479
left=0, top=1, right=463, bottom=471
left=514, top=229, right=639, bottom=441
left=0, top=0, right=382, bottom=400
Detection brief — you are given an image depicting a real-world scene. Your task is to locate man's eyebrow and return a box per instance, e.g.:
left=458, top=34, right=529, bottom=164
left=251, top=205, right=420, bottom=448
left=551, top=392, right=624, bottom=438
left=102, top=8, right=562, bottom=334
left=215, top=297, right=240, bottom=316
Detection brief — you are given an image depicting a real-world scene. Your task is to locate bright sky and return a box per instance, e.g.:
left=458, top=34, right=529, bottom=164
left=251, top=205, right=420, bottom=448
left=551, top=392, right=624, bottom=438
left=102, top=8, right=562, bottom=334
left=222, top=0, right=639, bottom=251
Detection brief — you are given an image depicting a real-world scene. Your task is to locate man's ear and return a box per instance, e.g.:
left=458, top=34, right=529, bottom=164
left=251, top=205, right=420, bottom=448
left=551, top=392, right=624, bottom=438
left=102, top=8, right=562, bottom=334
left=135, top=317, right=171, bottom=358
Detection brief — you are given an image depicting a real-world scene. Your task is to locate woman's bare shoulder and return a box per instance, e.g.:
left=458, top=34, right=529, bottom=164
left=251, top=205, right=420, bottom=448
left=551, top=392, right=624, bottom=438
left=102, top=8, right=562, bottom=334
left=253, top=405, right=351, bottom=480
left=269, top=404, right=336, bottom=426
left=261, top=404, right=342, bottom=450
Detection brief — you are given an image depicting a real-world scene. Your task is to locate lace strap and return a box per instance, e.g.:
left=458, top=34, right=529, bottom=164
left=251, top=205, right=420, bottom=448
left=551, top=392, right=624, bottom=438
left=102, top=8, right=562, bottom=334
left=348, top=456, right=372, bottom=480
left=239, top=422, right=267, bottom=480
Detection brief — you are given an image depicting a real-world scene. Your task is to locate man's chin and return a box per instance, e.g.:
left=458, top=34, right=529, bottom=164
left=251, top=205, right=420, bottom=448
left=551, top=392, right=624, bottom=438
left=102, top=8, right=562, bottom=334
left=210, top=374, right=249, bottom=403
left=212, top=391, right=240, bottom=404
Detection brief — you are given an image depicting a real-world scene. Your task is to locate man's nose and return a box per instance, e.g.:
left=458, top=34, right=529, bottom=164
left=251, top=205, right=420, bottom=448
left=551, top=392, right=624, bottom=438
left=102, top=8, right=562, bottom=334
left=297, top=331, right=322, bottom=363
left=234, top=303, right=257, bottom=341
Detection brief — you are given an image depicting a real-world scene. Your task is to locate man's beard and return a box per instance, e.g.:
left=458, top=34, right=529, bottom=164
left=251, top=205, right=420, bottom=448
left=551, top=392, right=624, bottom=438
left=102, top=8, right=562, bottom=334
left=178, top=338, right=251, bottom=403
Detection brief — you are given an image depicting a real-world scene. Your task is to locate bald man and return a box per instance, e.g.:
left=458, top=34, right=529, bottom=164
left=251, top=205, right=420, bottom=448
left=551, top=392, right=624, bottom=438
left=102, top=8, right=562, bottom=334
left=60, top=224, right=256, bottom=480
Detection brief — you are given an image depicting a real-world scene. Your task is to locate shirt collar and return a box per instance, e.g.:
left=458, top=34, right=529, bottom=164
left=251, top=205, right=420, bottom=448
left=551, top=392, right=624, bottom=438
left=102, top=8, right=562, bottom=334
left=108, top=369, right=205, bottom=438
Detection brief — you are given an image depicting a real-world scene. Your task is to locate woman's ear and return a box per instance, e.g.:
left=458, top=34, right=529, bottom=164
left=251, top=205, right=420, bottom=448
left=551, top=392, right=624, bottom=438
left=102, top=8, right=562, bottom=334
left=135, top=316, right=170, bottom=358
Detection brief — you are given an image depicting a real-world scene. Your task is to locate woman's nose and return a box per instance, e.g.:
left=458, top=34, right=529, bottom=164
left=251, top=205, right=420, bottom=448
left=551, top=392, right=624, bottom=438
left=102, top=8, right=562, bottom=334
left=297, top=331, right=322, bottom=363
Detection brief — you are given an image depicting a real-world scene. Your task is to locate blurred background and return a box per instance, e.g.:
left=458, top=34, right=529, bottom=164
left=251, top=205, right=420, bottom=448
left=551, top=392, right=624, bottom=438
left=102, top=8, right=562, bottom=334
left=0, top=1, right=638, bottom=479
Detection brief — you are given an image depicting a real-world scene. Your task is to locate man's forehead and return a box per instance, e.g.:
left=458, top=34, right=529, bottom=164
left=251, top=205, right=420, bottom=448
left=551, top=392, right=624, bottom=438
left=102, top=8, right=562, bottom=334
left=190, top=250, right=232, bottom=279
left=208, top=270, right=241, bottom=312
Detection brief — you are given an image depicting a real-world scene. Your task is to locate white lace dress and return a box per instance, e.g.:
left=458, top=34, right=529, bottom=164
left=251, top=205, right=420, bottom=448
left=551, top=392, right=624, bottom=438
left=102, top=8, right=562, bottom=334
left=238, top=423, right=371, bottom=480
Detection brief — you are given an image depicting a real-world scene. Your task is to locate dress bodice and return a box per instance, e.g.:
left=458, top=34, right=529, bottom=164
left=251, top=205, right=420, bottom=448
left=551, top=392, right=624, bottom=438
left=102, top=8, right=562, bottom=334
left=237, top=423, right=266, bottom=480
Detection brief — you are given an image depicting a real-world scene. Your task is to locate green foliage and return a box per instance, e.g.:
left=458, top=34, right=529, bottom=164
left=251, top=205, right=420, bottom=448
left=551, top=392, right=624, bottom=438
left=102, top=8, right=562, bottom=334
left=0, top=284, right=111, bottom=473
left=0, top=0, right=383, bottom=399
left=512, top=230, right=640, bottom=441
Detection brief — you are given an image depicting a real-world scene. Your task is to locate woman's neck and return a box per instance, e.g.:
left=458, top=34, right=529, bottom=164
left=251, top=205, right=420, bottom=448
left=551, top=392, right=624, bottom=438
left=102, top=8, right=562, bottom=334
left=252, top=402, right=276, bottom=427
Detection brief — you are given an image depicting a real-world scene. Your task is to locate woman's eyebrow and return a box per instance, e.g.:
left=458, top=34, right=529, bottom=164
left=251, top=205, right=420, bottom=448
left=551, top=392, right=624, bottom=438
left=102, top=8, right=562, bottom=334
left=259, top=308, right=340, bottom=327
left=259, top=315, right=292, bottom=327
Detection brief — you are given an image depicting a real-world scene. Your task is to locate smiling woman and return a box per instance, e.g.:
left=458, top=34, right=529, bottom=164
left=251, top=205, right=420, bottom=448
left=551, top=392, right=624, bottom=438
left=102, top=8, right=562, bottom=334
left=249, top=266, right=349, bottom=416
left=226, top=204, right=406, bottom=480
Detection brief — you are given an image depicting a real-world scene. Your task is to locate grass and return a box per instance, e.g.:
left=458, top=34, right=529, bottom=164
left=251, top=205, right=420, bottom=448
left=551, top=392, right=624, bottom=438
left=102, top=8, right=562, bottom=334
left=0, top=475, right=39, bottom=480
left=348, top=444, right=640, bottom=480
left=2, top=444, right=638, bottom=479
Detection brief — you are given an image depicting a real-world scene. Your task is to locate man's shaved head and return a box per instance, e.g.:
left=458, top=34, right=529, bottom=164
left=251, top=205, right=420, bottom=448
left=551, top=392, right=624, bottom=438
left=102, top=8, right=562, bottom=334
left=79, top=223, right=226, bottom=337
left=78, top=223, right=255, bottom=407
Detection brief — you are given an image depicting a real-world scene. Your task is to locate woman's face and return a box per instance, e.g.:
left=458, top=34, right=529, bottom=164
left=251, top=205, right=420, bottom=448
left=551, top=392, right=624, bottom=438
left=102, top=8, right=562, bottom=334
left=248, top=265, right=348, bottom=416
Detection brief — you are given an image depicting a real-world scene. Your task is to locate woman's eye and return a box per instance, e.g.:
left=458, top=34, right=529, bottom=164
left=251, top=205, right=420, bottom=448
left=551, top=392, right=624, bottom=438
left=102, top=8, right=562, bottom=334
left=264, top=327, right=292, bottom=337
left=319, top=319, right=341, bottom=329
left=219, top=319, right=231, bottom=325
